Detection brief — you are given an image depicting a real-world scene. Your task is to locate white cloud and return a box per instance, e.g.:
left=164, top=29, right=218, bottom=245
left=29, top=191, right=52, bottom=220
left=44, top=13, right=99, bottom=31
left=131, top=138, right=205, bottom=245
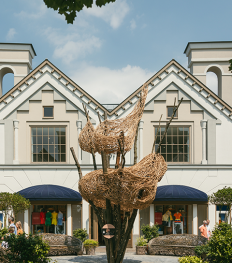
left=130, top=19, right=136, bottom=30
left=44, top=28, right=102, bottom=64
left=6, top=28, right=16, bottom=40
left=71, top=64, right=154, bottom=103
left=15, top=0, right=47, bottom=19
left=83, top=0, right=130, bottom=29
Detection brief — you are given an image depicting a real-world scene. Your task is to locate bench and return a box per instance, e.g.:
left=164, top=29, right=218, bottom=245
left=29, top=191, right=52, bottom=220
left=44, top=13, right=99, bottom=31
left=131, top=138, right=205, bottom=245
left=148, top=234, right=207, bottom=256
left=41, top=233, right=83, bottom=256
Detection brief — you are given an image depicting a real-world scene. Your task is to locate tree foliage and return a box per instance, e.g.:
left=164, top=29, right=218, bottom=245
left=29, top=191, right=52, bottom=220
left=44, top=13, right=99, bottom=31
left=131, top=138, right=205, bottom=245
left=73, top=228, right=88, bottom=242
left=0, top=192, right=30, bottom=224
left=141, top=224, right=159, bottom=242
left=43, top=0, right=116, bottom=24
left=208, top=186, right=232, bottom=223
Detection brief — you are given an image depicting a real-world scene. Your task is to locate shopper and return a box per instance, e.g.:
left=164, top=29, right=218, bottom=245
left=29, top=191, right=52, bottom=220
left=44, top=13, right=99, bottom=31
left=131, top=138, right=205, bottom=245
left=16, top=221, right=23, bottom=235
left=1, top=226, right=15, bottom=249
left=199, top=220, right=208, bottom=239
left=206, top=219, right=211, bottom=239
left=8, top=216, right=17, bottom=235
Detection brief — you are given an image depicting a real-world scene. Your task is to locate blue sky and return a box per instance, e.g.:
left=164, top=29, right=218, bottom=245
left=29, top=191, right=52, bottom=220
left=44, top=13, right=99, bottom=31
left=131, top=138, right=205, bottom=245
left=1, top=0, right=231, bottom=103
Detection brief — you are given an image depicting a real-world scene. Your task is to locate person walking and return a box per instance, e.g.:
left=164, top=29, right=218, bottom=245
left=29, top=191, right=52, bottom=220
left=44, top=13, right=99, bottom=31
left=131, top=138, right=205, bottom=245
left=16, top=221, right=23, bottom=235
left=8, top=216, right=17, bottom=235
left=199, top=220, right=208, bottom=239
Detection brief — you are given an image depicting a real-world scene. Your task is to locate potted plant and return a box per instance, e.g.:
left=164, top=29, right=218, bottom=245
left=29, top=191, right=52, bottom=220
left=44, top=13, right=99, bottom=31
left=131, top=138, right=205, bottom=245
left=83, top=239, right=99, bottom=255
left=135, top=235, right=148, bottom=255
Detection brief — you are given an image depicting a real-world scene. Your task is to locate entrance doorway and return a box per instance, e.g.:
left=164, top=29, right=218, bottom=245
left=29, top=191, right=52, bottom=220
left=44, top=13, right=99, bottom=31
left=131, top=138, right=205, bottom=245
left=89, top=206, right=133, bottom=247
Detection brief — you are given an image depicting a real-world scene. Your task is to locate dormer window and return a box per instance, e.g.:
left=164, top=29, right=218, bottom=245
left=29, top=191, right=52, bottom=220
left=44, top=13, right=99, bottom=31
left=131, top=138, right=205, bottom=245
left=43, top=106, right=54, bottom=118
left=167, top=106, right=178, bottom=118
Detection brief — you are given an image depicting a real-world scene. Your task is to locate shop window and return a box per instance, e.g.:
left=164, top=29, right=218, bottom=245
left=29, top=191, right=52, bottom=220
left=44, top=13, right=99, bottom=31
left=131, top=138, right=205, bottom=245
left=167, top=106, right=178, bottom=118
left=154, top=126, right=190, bottom=163
left=198, top=205, right=208, bottom=236
left=140, top=207, right=150, bottom=236
left=31, top=127, right=66, bottom=163
left=154, top=205, right=189, bottom=235
left=32, top=205, right=66, bottom=234
left=72, top=205, right=82, bottom=231
left=43, top=106, right=54, bottom=118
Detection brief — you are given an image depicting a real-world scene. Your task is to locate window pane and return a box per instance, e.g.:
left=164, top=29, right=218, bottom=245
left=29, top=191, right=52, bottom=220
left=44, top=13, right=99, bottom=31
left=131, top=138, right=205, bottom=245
left=167, top=107, right=177, bottom=118
left=184, top=145, right=189, bottom=154
left=184, top=136, right=189, bottom=144
left=43, top=154, right=48, bottom=162
left=31, top=128, right=36, bottom=136
left=43, top=145, right=48, bottom=153
left=33, top=154, right=37, bottom=162
left=37, top=145, right=42, bottom=154
left=44, top=107, right=53, bottom=117
left=32, top=136, right=36, bottom=144
left=43, top=136, right=48, bottom=144
left=167, top=154, right=172, bottom=162
left=60, top=127, right=65, bottom=135
left=167, top=135, right=172, bottom=144
left=167, top=145, right=172, bottom=153
left=49, top=145, right=54, bottom=154
left=173, top=153, right=178, bottom=162
left=43, top=128, right=48, bottom=136
left=173, top=136, right=177, bottom=144
left=178, top=127, right=183, bottom=135
left=38, top=154, right=42, bottom=162
left=49, top=136, right=54, bottom=144
left=167, top=128, right=172, bottom=135
left=156, top=136, right=160, bottom=144
left=173, top=128, right=177, bottom=135
left=55, top=128, right=60, bottom=136
left=184, top=127, right=189, bottom=136
left=161, top=154, right=166, bottom=161
left=37, top=136, right=42, bottom=144
left=61, top=136, right=66, bottom=144
left=55, top=154, right=60, bottom=162
left=179, top=136, right=183, bottom=144
left=173, top=145, right=178, bottom=153
left=32, top=145, right=36, bottom=154
left=49, top=154, right=54, bottom=162
left=178, top=145, right=183, bottom=153
left=55, top=146, right=59, bottom=153
left=184, top=154, right=189, bottom=162
left=179, top=154, right=183, bottom=162
left=61, top=154, right=66, bottom=162
left=161, top=145, right=166, bottom=154
left=161, top=127, right=165, bottom=135
left=49, top=128, right=54, bottom=135
left=61, top=145, right=66, bottom=153
left=37, top=128, right=42, bottom=135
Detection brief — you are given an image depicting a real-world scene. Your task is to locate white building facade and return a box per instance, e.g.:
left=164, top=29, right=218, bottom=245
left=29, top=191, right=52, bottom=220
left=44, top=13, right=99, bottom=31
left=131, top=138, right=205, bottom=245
left=0, top=42, right=232, bottom=247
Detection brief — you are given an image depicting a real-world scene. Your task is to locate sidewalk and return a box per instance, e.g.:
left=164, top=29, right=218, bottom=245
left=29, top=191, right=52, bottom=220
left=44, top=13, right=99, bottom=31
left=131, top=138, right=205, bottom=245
left=51, top=252, right=179, bottom=263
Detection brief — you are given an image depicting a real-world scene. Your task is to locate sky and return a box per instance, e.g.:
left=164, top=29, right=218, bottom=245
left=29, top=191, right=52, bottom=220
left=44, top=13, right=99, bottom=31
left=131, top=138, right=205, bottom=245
left=0, top=0, right=231, bottom=104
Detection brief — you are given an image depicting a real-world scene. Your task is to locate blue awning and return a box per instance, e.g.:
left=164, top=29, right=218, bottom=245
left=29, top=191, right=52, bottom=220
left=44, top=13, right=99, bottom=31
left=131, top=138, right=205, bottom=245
left=154, top=185, right=208, bottom=202
left=18, top=185, right=82, bottom=202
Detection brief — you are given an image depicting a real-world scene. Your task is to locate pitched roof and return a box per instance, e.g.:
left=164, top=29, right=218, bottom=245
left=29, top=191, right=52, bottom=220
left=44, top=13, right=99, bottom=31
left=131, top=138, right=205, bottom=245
left=1, top=59, right=232, bottom=120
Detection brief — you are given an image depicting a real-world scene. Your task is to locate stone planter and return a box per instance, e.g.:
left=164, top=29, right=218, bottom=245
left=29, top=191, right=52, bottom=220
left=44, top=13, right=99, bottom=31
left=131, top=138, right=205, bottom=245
left=136, top=246, right=147, bottom=255
left=85, top=247, right=96, bottom=255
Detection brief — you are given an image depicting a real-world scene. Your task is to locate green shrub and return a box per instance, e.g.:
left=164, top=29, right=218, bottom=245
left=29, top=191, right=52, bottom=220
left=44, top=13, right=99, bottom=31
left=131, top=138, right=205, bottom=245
left=83, top=239, right=99, bottom=248
left=178, top=256, right=208, bottom=263
left=2, top=233, right=50, bottom=263
left=207, top=222, right=232, bottom=263
left=194, top=244, right=210, bottom=258
left=0, top=228, right=8, bottom=239
left=73, top=228, right=88, bottom=242
left=141, top=224, right=159, bottom=241
left=135, top=235, right=148, bottom=246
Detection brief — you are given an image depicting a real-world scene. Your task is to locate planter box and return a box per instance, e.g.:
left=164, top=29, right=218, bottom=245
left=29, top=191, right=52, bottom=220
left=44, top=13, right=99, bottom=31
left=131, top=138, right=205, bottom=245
left=136, top=246, right=147, bottom=255
left=85, top=247, right=96, bottom=255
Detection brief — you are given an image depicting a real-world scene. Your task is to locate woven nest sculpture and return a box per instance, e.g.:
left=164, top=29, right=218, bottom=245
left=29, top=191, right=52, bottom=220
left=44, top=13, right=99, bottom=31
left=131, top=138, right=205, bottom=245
left=79, top=153, right=167, bottom=211
left=78, top=84, right=148, bottom=155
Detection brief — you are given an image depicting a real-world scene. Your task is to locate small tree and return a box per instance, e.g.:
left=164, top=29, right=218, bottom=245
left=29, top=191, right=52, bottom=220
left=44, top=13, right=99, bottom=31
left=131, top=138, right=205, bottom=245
left=0, top=192, right=30, bottom=225
left=73, top=228, right=88, bottom=242
left=208, top=187, right=232, bottom=223
left=141, top=224, right=159, bottom=242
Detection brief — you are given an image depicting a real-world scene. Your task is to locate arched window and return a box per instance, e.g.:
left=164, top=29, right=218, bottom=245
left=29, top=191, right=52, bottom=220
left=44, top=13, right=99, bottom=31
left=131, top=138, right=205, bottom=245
left=206, top=66, right=222, bottom=97
left=0, top=67, right=14, bottom=97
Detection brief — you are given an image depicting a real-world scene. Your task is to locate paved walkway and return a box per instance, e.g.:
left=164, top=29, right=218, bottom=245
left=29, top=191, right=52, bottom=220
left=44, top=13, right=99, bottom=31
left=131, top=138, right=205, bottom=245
left=51, top=253, right=179, bottom=263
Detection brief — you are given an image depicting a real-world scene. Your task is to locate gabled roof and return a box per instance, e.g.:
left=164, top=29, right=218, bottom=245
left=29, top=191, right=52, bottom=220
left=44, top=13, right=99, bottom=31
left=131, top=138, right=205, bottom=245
left=1, top=59, right=232, bottom=120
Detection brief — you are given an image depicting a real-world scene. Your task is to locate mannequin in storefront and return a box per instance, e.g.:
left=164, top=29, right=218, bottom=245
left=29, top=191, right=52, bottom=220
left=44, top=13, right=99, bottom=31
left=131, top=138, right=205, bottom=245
left=52, top=211, right=58, bottom=225
left=45, top=211, right=52, bottom=226
left=162, top=209, right=173, bottom=226
left=40, top=208, right=46, bottom=225
left=57, top=210, right=63, bottom=226
left=173, top=211, right=182, bottom=234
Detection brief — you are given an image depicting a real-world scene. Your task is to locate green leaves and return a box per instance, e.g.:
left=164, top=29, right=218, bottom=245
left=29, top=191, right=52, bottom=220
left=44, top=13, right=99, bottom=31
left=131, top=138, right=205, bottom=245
left=135, top=235, right=148, bottom=246
left=207, top=223, right=232, bottom=263
left=141, top=224, right=159, bottom=242
left=83, top=239, right=99, bottom=248
left=43, top=0, right=116, bottom=24
left=73, top=228, right=88, bottom=242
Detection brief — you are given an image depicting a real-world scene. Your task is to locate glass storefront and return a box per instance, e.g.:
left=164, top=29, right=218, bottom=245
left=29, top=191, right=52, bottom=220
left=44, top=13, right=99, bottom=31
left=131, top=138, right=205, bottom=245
left=32, top=205, right=67, bottom=234
left=154, top=205, right=190, bottom=235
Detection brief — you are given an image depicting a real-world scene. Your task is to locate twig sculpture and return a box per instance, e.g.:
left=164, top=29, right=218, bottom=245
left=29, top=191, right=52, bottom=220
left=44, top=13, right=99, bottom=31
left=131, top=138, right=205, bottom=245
left=71, top=84, right=183, bottom=263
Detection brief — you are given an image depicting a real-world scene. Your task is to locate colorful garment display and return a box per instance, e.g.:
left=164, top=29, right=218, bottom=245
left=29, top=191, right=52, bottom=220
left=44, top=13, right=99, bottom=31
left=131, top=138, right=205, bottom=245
left=45, top=211, right=52, bottom=226
left=40, top=212, right=46, bottom=225
left=58, top=212, right=63, bottom=226
left=52, top=211, right=58, bottom=225
left=162, top=210, right=171, bottom=221
left=174, top=212, right=182, bottom=220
